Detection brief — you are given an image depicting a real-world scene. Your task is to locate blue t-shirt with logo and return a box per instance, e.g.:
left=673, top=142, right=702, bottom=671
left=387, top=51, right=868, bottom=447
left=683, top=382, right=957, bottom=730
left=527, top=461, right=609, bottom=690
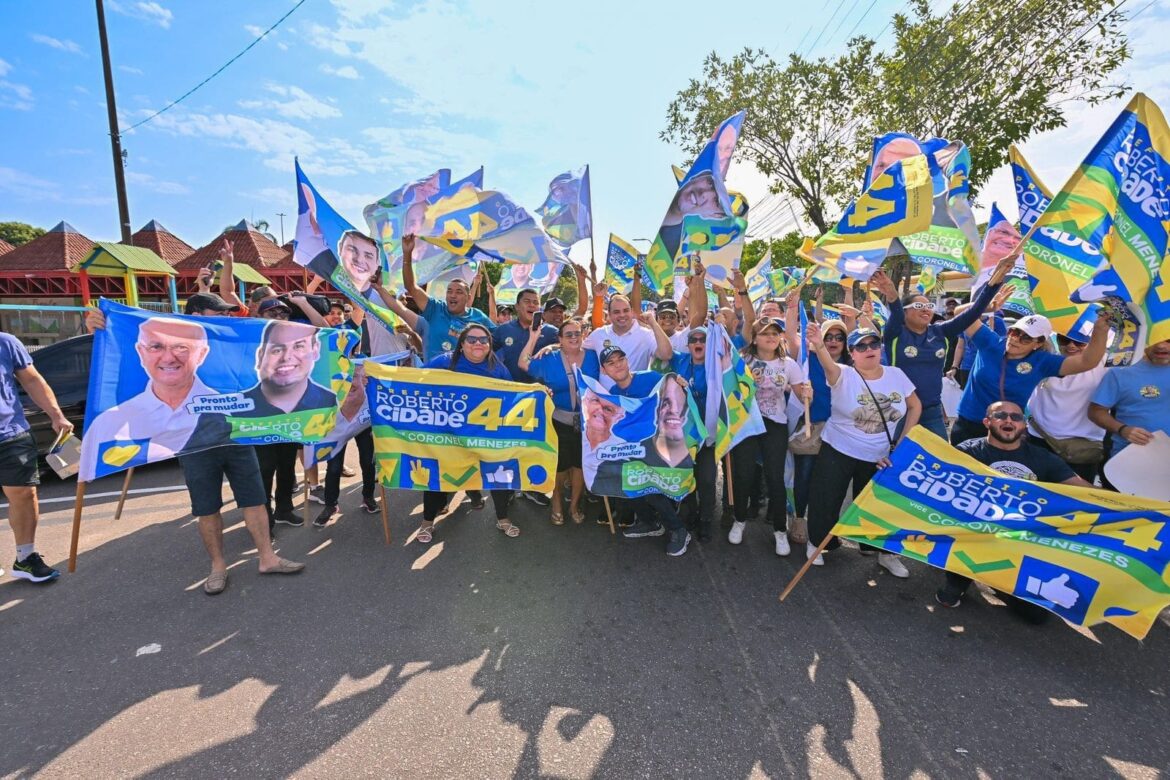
left=0, top=333, right=32, bottom=442
left=420, top=298, right=495, bottom=361
left=424, top=352, right=513, bottom=381
left=957, top=326, right=1065, bottom=421
left=492, top=319, right=559, bottom=382
left=1090, top=361, right=1170, bottom=455
left=608, top=370, right=664, bottom=399
left=669, top=352, right=709, bottom=410
left=959, top=314, right=1006, bottom=371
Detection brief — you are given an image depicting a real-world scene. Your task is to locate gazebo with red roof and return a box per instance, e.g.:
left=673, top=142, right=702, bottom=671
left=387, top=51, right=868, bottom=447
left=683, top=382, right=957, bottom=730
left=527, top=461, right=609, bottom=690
left=130, top=220, right=195, bottom=266
left=174, top=220, right=321, bottom=296
left=0, top=238, right=15, bottom=257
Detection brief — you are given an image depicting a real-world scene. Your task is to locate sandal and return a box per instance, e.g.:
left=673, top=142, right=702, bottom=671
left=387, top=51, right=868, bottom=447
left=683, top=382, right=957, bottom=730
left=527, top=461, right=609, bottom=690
left=203, top=570, right=229, bottom=595
left=416, top=524, right=434, bottom=544
left=550, top=511, right=565, bottom=526
left=495, top=519, right=521, bottom=538
left=571, top=507, right=585, bottom=524
left=468, top=494, right=486, bottom=511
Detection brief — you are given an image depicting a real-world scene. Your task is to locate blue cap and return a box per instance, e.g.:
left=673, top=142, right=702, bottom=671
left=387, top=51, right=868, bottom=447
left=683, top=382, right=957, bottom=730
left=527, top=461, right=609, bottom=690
left=600, top=345, right=626, bottom=364
left=847, top=328, right=881, bottom=349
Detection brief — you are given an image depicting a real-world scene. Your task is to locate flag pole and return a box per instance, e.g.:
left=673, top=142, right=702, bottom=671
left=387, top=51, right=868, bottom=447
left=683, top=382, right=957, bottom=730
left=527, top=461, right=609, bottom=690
left=585, top=165, right=597, bottom=283
left=602, top=496, right=616, bottom=535
left=779, top=533, right=835, bottom=601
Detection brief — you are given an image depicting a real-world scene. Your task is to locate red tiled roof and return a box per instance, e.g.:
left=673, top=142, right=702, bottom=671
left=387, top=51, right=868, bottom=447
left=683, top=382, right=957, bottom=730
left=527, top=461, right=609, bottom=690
left=176, top=220, right=294, bottom=271
left=130, top=220, right=194, bottom=266
left=0, top=221, right=96, bottom=272
left=0, top=238, right=14, bottom=256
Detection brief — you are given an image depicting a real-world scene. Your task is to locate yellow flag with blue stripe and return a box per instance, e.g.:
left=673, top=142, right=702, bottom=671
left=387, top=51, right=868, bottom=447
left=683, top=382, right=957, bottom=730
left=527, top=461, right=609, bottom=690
left=836, top=427, right=1170, bottom=639
left=365, top=363, right=557, bottom=493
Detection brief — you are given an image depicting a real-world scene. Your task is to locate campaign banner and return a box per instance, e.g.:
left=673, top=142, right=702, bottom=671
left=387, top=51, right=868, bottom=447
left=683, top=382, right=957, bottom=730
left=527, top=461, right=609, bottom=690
left=578, top=370, right=707, bottom=499
left=604, top=234, right=653, bottom=297
left=835, top=427, right=1170, bottom=639
left=79, top=301, right=359, bottom=482
left=365, top=363, right=557, bottom=493
left=495, top=261, right=564, bottom=306
left=703, top=323, right=764, bottom=460
left=536, top=165, right=592, bottom=248
left=972, top=203, right=1033, bottom=317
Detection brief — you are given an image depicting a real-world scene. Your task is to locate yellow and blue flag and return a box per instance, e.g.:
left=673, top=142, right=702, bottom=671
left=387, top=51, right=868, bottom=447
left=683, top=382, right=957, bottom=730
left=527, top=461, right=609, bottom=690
left=973, top=202, right=1033, bottom=317
left=703, top=323, right=764, bottom=460
left=798, top=235, right=896, bottom=282
left=744, top=252, right=773, bottom=303
left=365, top=362, right=557, bottom=493
left=536, top=166, right=592, bottom=249
left=1062, top=93, right=1170, bottom=350
left=836, top=427, right=1170, bottom=639
left=604, top=234, right=651, bottom=297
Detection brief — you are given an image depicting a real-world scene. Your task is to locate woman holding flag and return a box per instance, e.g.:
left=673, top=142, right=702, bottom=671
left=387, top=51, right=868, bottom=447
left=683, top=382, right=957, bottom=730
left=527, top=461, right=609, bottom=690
left=519, top=317, right=599, bottom=525
left=414, top=324, right=520, bottom=543
left=804, top=323, right=921, bottom=576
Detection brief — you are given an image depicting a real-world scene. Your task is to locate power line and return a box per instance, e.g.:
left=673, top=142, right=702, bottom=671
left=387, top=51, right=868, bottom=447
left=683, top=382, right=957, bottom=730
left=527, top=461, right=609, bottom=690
left=121, top=0, right=308, bottom=133
left=803, top=0, right=850, bottom=56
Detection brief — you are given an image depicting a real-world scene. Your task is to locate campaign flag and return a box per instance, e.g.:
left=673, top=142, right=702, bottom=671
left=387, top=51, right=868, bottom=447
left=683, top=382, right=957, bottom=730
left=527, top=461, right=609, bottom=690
left=294, top=159, right=401, bottom=330
left=1015, top=148, right=1104, bottom=341
left=672, top=164, right=749, bottom=217
left=771, top=265, right=807, bottom=296
left=365, top=363, right=556, bottom=492
left=79, top=300, right=358, bottom=482
left=744, top=252, right=773, bottom=303
left=578, top=370, right=706, bottom=499
left=836, top=427, right=1170, bottom=639
left=703, top=323, right=764, bottom=460
left=495, top=261, right=564, bottom=306
left=1063, top=94, right=1170, bottom=353
left=797, top=236, right=897, bottom=282
left=644, top=111, right=746, bottom=293
left=426, top=263, right=480, bottom=302
left=536, top=166, right=592, bottom=248
left=914, top=264, right=940, bottom=295
left=972, top=203, right=1033, bottom=317
left=603, top=234, right=653, bottom=296
left=363, top=168, right=485, bottom=292
left=679, top=214, right=747, bottom=289
left=302, top=354, right=411, bottom=469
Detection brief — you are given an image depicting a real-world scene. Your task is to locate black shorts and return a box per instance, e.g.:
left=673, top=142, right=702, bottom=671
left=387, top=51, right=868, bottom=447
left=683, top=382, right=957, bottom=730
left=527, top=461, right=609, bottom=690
left=553, top=419, right=582, bottom=473
left=0, top=431, right=40, bottom=487
left=177, top=445, right=266, bottom=517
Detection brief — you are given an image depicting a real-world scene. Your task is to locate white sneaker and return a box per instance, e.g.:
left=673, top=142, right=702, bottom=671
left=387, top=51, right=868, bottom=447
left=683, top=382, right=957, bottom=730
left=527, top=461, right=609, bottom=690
left=878, top=553, right=910, bottom=578
left=805, top=542, right=824, bottom=566
left=728, top=520, right=746, bottom=545
left=774, top=531, right=791, bottom=556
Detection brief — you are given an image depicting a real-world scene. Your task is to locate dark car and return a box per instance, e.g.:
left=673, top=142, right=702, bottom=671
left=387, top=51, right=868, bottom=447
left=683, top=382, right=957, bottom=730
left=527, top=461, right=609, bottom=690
left=18, top=334, right=92, bottom=464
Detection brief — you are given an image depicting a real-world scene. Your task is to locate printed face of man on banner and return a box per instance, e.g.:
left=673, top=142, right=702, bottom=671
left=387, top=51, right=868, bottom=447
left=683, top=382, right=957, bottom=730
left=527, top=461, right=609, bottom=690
left=652, top=377, right=690, bottom=467
left=583, top=390, right=625, bottom=450
left=248, top=321, right=333, bottom=415
left=338, top=230, right=379, bottom=293
left=136, top=318, right=211, bottom=402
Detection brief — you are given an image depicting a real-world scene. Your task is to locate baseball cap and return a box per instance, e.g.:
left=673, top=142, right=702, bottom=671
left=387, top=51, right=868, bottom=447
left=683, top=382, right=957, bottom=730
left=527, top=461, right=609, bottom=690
left=185, top=292, right=237, bottom=315
left=258, top=298, right=292, bottom=315
left=847, top=328, right=882, bottom=349
left=543, top=296, right=567, bottom=311
left=656, top=299, right=679, bottom=315
left=1010, top=314, right=1054, bottom=339
left=600, top=345, right=627, bottom=365
left=752, top=316, right=784, bottom=334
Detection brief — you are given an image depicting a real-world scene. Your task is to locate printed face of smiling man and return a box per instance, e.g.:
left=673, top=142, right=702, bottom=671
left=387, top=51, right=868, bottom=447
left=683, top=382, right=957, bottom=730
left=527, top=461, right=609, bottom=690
left=339, top=231, right=378, bottom=292
left=256, top=321, right=321, bottom=399
left=136, top=318, right=210, bottom=396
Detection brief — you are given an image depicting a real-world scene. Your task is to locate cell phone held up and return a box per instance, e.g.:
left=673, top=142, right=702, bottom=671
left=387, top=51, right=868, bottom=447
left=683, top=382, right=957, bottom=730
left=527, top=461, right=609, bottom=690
left=531, top=311, right=543, bottom=332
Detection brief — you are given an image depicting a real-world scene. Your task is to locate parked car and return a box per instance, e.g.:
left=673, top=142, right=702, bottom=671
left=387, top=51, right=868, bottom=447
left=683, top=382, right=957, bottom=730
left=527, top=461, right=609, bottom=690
left=18, top=334, right=92, bottom=466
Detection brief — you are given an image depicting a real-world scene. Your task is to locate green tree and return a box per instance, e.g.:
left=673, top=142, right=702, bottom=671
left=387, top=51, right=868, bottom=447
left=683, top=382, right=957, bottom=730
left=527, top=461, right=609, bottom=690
left=663, top=0, right=1131, bottom=234
left=0, top=221, right=46, bottom=246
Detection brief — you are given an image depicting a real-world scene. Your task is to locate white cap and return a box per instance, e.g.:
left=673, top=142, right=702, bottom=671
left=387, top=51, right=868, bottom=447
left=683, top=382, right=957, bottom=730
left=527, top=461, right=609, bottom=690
left=1011, top=314, right=1053, bottom=339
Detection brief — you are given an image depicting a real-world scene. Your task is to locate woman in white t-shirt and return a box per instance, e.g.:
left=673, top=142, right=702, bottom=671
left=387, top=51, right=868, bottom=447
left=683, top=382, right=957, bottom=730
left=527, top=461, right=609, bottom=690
left=805, top=324, right=921, bottom=576
left=1027, top=333, right=1107, bottom=483
left=728, top=317, right=810, bottom=555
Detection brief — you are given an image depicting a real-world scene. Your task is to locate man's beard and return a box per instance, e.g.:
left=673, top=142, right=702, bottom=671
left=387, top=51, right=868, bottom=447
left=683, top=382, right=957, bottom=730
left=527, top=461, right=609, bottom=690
left=988, top=425, right=1024, bottom=445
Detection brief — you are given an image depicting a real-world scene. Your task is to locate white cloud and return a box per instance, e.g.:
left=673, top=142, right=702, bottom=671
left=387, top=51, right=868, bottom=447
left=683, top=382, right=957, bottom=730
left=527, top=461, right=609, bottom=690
left=125, top=171, right=190, bottom=195
left=320, top=63, right=360, bottom=80
left=244, top=24, right=268, bottom=38
left=118, top=65, right=145, bottom=76
left=0, top=60, right=33, bottom=111
left=0, top=166, right=113, bottom=206
left=142, top=109, right=320, bottom=172
left=0, top=59, right=10, bottom=77
left=30, top=34, right=83, bottom=54
left=109, top=1, right=173, bottom=28
left=238, top=84, right=342, bottom=120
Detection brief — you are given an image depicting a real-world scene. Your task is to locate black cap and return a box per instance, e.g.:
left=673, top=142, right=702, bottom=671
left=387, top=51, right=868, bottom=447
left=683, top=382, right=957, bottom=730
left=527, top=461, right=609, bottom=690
left=258, top=298, right=292, bottom=315
left=600, top=345, right=627, bottom=365
left=543, top=296, right=567, bottom=311
left=656, top=299, right=679, bottom=314
left=185, top=292, right=237, bottom=315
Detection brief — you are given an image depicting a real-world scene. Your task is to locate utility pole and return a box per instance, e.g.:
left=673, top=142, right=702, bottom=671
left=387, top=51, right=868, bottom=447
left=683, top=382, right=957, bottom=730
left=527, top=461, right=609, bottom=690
left=276, top=212, right=287, bottom=245
left=96, top=0, right=132, bottom=243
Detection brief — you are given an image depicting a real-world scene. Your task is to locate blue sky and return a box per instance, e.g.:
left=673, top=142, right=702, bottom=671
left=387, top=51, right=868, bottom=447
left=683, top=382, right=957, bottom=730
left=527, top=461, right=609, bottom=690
left=2, top=0, right=1168, bottom=265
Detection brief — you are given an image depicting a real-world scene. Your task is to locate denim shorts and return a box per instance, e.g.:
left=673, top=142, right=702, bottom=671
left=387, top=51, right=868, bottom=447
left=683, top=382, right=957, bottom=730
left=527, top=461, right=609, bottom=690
left=177, top=445, right=266, bottom=517
left=0, top=431, right=40, bottom=487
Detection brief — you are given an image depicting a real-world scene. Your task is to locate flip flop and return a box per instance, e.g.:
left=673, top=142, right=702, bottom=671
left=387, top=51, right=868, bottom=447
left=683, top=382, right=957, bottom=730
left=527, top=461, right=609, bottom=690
left=260, top=558, right=305, bottom=575
left=416, top=524, right=434, bottom=544
left=571, top=508, right=585, bottom=524
left=496, top=520, right=521, bottom=538
left=204, top=570, right=229, bottom=595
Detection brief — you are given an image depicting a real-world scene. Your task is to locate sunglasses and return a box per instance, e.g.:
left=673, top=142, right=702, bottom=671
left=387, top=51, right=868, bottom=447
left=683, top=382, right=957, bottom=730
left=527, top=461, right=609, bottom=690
left=989, top=411, right=1025, bottom=422
left=1009, top=330, right=1044, bottom=343
left=905, top=302, right=933, bottom=311
left=851, top=340, right=881, bottom=352
left=562, top=331, right=582, bottom=339
left=823, top=333, right=846, bottom=343
left=464, top=335, right=490, bottom=345
left=688, top=336, right=707, bottom=344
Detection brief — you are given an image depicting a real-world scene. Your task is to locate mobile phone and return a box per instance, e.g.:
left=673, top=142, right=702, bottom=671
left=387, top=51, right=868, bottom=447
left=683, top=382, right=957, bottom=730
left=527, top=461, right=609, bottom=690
left=531, top=311, right=543, bottom=331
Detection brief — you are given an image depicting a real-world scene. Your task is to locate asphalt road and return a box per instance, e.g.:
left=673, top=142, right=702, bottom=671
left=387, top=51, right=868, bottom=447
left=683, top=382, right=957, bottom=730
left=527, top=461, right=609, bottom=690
left=1, top=455, right=1168, bottom=779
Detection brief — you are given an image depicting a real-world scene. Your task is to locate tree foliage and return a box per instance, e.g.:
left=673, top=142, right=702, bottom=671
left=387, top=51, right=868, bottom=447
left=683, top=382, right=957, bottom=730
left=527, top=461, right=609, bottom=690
left=663, top=0, right=1131, bottom=236
left=0, top=221, right=46, bottom=247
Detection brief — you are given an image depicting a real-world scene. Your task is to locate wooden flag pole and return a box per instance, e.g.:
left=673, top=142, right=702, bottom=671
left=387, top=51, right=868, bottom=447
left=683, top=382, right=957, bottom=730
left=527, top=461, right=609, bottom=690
left=602, top=496, right=616, bottom=536
left=113, top=467, right=134, bottom=521
left=803, top=405, right=812, bottom=440
left=68, top=480, right=87, bottom=573
left=779, top=534, right=835, bottom=602
left=723, top=454, right=735, bottom=508
left=379, top=485, right=391, bottom=545
left=303, top=482, right=311, bottom=526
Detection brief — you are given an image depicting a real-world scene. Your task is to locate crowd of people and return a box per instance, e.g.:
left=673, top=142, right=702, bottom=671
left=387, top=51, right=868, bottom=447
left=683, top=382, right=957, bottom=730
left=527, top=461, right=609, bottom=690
left=3, top=235, right=1168, bottom=617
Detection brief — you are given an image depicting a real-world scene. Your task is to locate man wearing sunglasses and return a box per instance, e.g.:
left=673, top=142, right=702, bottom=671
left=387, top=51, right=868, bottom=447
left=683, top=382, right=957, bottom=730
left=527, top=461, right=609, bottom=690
left=937, top=400, right=1089, bottom=617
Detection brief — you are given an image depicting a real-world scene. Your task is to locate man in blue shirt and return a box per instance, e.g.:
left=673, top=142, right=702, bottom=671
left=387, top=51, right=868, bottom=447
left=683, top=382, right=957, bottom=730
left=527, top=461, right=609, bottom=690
left=1089, top=337, right=1170, bottom=463
left=0, top=333, right=73, bottom=583
left=401, top=234, right=494, bottom=360
left=492, top=288, right=558, bottom=381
